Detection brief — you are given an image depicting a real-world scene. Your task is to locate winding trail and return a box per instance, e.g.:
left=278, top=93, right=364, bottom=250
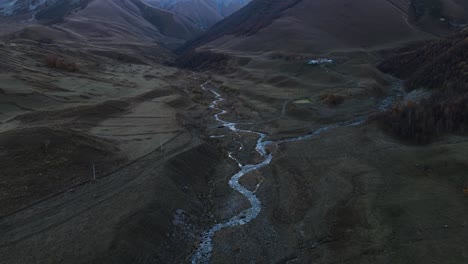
left=192, top=81, right=395, bottom=263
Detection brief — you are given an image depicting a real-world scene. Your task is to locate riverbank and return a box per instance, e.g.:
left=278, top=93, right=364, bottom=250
left=186, top=51, right=468, bottom=263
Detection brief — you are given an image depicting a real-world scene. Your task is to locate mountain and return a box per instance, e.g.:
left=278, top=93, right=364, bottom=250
left=0, top=0, right=202, bottom=47
left=182, top=0, right=468, bottom=53
left=0, top=0, right=89, bottom=20
left=144, top=0, right=250, bottom=29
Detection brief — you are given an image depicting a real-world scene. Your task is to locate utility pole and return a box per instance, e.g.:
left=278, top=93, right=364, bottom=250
left=92, top=163, right=96, bottom=181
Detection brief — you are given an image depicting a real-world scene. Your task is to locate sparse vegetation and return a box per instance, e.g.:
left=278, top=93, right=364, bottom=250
left=320, top=93, right=345, bottom=106
left=375, top=92, right=468, bottom=144
left=378, top=29, right=468, bottom=92
left=180, top=0, right=302, bottom=52
left=45, top=54, right=78, bottom=72
left=0, top=127, right=123, bottom=215
left=376, top=29, right=468, bottom=144
left=173, top=51, right=230, bottom=71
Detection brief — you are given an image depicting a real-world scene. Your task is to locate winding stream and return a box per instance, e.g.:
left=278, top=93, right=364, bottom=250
left=191, top=81, right=394, bottom=263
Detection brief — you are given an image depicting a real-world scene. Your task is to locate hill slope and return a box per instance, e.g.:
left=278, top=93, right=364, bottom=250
left=183, top=0, right=468, bottom=53
left=0, top=0, right=202, bottom=47
left=375, top=29, right=468, bottom=143
left=378, top=28, right=468, bottom=91
left=144, top=0, right=250, bottom=29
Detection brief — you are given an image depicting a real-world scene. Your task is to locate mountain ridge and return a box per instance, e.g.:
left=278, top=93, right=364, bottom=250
left=144, top=0, right=250, bottom=29
left=181, top=0, right=468, bottom=53
left=0, top=0, right=203, bottom=48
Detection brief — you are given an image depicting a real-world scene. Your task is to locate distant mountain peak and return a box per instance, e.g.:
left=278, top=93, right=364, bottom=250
left=0, top=0, right=84, bottom=17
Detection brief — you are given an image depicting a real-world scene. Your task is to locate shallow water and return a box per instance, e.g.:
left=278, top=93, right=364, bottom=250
left=192, top=82, right=391, bottom=263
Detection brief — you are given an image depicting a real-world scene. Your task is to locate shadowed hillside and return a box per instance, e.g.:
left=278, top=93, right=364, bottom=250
left=144, top=0, right=250, bottom=29
left=180, top=0, right=302, bottom=51
left=376, top=29, right=468, bottom=143
left=378, top=28, right=468, bottom=92
left=182, top=0, right=468, bottom=53
left=0, top=0, right=202, bottom=48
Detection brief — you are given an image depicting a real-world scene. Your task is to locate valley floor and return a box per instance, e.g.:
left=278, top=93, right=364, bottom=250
left=192, top=51, right=468, bottom=263
left=0, top=43, right=467, bottom=264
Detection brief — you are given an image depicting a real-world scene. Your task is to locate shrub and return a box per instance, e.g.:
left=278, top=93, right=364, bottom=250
left=375, top=92, right=468, bottom=144
left=173, top=51, right=229, bottom=71
left=320, top=93, right=345, bottom=106
left=376, top=30, right=468, bottom=144
left=45, top=55, right=78, bottom=72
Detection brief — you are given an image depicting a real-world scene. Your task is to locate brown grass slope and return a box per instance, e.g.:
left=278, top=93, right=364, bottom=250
left=1, top=0, right=202, bottom=47
left=179, top=0, right=302, bottom=52
left=129, top=0, right=203, bottom=40
left=145, top=0, right=250, bottom=29
left=5, top=24, right=87, bottom=44
left=59, top=0, right=201, bottom=43
left=182, top=0, right=468, bottom=53
left=146, top=0, right=225, bottom=29
left=0, top=127, right=124, bottom=216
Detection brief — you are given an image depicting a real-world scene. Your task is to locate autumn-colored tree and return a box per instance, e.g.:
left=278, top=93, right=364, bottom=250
left=45, top=54, right=78, bottom=72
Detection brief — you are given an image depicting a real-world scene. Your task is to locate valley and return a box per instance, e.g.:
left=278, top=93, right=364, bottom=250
left=0, top=0, right=467, bottom=263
